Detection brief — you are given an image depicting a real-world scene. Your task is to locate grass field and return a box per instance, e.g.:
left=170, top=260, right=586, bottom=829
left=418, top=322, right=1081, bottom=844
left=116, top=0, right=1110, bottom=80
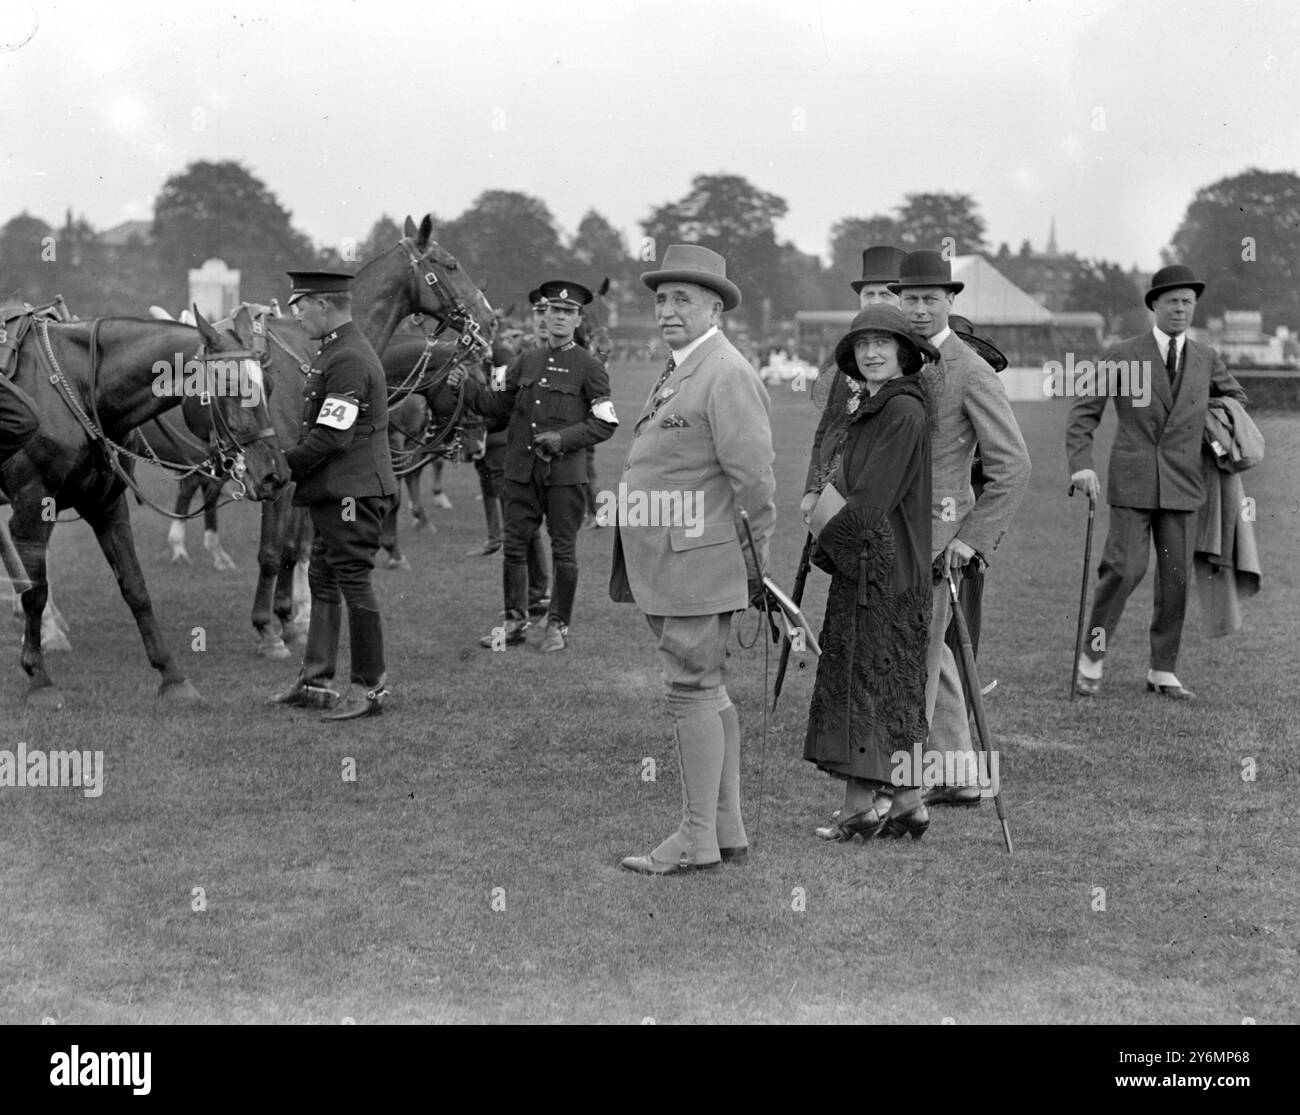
left=2, top=361, right=1297, bottom=1024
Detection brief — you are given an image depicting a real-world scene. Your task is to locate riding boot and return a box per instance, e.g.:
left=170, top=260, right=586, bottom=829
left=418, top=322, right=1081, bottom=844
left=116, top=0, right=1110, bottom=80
left=528, top=530, right=551, bottom=613
left=322, top=605, right=389, bottom=721
left=269, top=600, right=341, bottom=707
left=503, top=559, right=530, bottom=621
left=550, top=559, right=578, bottom=628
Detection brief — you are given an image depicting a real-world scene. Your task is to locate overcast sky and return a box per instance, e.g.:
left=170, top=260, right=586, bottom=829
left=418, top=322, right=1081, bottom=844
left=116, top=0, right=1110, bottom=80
left=3, top=0, right=1297, bottom=272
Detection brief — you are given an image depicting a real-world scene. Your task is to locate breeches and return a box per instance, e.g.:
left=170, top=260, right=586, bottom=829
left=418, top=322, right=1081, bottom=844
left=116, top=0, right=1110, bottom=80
left=307, top=496, right=393, bottom=609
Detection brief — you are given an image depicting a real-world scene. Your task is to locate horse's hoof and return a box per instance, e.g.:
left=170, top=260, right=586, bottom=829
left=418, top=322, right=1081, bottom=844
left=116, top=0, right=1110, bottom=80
left=159, top=679, right=203, bottom=705
left=281, top=621, right=309, bottom=643
left=257, top=637, right=291, bottom=660
left=42, top=626, right=73, bottom=653
left=26, top=686, right=65, bottom=710
left=171, top=552, right=192, bottom=565
left=213, top=556, right=238, bottom=573
left=387, top=556, right=412, bottom=571
left=412, top=519, right=431, bottom=533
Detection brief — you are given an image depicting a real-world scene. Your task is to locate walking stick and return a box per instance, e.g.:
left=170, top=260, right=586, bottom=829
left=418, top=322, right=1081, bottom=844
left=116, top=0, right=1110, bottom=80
left=738, top=510, right=774, bottom=845
left=945, top=564, right=1013, bottom=854
left=772, top=531, right=813, bottom=710
left=1068, top=485, right=1097, bottom=701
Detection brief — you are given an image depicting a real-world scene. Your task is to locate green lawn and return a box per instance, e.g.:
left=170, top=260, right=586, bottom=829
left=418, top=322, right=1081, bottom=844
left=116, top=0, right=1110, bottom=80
left=2, top=362, right=1297, bottom=1023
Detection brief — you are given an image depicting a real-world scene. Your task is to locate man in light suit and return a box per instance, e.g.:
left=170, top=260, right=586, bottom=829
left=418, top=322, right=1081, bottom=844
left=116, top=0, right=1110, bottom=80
left=1068, top=264, right=1247, bottom=700
left=612, top=244, right=777, bottom=876
left=892, top=250, right=1031, bottom=807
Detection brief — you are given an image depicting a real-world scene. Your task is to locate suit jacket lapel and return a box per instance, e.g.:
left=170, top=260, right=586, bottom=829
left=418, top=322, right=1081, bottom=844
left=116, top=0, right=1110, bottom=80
left=635, top=331, right=727, bottom=428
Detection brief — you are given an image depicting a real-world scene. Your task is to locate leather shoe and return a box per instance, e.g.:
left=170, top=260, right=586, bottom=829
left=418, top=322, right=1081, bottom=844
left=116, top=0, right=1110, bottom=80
left=1074, top=673, right=1101, bottom=698
left=879, top=803, right=931, bottom=841
left=467, top=541, right=502, bottom=557
left=527, top=596, right=551, bottom=620
left=321, top=685, right=390, bottom=721
left=1147, top=681, right=1196, bottom=700
left=538, top=620, right=567, bottom=652
left=922, top=785, right=982, bottom=808
left=267, top=683, right=339, bottom=710
left=620, top=853, right=720, bottom=876
left=479, top=618, right=529, bottom=648
left=719, top=845, right=748, bottom=865
left=815, top=803, right=891, bottom=842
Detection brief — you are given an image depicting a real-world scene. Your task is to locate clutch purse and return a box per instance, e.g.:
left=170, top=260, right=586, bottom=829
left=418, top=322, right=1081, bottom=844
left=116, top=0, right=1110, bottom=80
left=808, top=483, right=845, bottom=540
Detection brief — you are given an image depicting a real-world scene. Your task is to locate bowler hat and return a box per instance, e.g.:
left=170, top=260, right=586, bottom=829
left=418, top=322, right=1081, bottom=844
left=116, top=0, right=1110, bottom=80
left=1144, top=264, right=1205, bottom=309
left=537, top=280, right=593, bottom=308
left=640, top=244, right=742, bottom=312
left=850, top=245, right=906, bottom=294
left=887, top=250, right=964, bottom=295
left=833, top=305, right=940, bottom=381
left=949, top=313, right=1007, bottom=373
left=286, top=270, right=353, bottom=306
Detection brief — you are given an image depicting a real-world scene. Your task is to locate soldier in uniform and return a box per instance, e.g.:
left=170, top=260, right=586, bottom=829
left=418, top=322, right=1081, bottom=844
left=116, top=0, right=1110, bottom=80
left=269, top=271, right=398, bottom=720
left=450, top=280, right=617, bottom=652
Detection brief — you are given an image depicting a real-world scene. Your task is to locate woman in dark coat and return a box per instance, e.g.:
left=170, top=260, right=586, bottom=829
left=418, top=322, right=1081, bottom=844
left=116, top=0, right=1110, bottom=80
left=803, top=305, right=937, bottom=842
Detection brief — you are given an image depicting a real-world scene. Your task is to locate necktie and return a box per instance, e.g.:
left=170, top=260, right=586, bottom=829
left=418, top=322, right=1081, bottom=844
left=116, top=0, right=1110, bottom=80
left=652, top=353, right=676, bottom=397
left=1166, top=338, right=1178, bottom=384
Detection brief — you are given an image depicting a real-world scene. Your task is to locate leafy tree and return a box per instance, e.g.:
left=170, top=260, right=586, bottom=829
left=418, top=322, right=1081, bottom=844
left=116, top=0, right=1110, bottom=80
left=439, top=190, right=571, bottom=310
left=571, top=209, right=630, bottom=286
left=151, top=160, right=317, bottom=309
left=1168, top=168, right=1300, bottom=331
left=895, top=192, right=988, bottom=255
left=641, top=173, right=788, bottom=326
left=1065, top=259, right=1143, bottom=334
left=355, top=214, right=406, bottom=264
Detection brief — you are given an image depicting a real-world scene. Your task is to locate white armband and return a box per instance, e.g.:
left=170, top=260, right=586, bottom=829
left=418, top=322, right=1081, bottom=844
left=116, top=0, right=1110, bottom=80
left=316, top=394, right=359, bottom=430
left=591, top=398, right=618, bottom=424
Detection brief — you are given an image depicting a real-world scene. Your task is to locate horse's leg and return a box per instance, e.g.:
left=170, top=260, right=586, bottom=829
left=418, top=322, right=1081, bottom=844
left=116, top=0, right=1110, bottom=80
left=11, top=508, right=62, bottom=705
left=407, top=460, right=431, bottom=531
left=252, top=494, right=290, bottom=658
left=381, top=484, right=409, bottom=570
left=86, top=494, right=200, bottom=703
left=281, top=512, right=312, bottom=642
left=201, top=480, right=237, bottom=571
left=168, top=475, right=196, bottom=564
left=430, top=458, right=451, bottom=510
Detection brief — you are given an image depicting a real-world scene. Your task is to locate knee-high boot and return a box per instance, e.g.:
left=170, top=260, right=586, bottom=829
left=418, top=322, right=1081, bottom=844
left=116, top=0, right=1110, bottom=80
left=653, top=711, right=725, bottom=865
left=298, top=601, right=342, bottom=686
left=716, top=701, right=747, bottom=851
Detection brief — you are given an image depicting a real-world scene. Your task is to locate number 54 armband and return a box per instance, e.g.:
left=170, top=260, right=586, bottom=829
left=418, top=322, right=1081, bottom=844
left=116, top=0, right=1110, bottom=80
left=591, top=398, right=618, bottom=425
left=317, top=394, right=360, bottom=430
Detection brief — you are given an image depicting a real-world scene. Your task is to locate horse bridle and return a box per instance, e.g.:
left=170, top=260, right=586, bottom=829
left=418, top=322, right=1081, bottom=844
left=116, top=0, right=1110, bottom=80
left=394, top=235, right=489, bottom=397
left=189, top=336, right=278, bottom=495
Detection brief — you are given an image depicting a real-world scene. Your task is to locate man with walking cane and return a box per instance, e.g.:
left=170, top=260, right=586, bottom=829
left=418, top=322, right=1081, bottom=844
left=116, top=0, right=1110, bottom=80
left=611, top=245, right=776, bottom=876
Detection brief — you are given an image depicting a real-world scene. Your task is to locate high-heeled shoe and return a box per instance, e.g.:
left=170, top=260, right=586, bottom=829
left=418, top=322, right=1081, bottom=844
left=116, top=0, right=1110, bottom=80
left=815, top=803, right=891, bottom=842
left=879, top=803, right=930, bottom=841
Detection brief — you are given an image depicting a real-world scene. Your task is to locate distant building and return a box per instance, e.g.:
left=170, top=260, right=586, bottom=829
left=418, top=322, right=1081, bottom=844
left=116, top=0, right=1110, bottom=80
left=1192, top=311, right=1294, bottom=367
left=100, top=220, right=152, bottom=247
left=989, top=219, right=1077, bottom=312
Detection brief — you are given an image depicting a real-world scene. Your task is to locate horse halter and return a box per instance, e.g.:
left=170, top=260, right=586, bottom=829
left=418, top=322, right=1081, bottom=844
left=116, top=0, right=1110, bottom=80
left=190, top=337, right=277, bottom=498
left=397, top=235, right=489, bottom=357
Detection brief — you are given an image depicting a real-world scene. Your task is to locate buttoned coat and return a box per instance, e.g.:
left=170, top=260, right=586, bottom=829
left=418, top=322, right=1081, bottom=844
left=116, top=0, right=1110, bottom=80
left=285, top=322, right=396, bottom=506
left=1066, top=332, right=1247, bottom=511
left=926, top=333, right=1030, bottom=560
left=462, top=342, right=615, bottom=486
left=610, top=331, right=777, bottom=616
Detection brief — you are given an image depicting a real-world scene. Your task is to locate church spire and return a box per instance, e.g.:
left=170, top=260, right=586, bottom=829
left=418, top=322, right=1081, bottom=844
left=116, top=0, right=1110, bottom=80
left=1046, top=216, right=1058, bottom=256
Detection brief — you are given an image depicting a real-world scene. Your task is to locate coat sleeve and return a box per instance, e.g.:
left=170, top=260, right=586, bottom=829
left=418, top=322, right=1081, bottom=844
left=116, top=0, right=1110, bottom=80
left=1066, top=343, right=1115, bottom=476
left=556, top=357, right=617, bottom=453
left=706, top=360, right=777, bottom=582
left=284, top=355, right=370, bottom=480
left=803, top=372, right=841, bottom=494
left=956, top=363, right=1031, bottom=559
left=461, top=352, right=522, bottom=433
left=1208, top=347, right=1249, bottom=405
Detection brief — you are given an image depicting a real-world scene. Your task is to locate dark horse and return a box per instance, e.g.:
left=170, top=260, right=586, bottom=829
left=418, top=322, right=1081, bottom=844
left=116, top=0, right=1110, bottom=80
left=0, top=310, right=287, bottom=706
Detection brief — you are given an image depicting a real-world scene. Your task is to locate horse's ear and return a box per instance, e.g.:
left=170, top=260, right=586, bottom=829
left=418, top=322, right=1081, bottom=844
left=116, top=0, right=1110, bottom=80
left=403, top=215, right=418, bottom=239
left=598, top=277, right=611, bottom=297
left=192, top=307, right=221, bottom=347
left=418, top=214, right=434, bottom=247
left=233, top=304, right=254, bottom=342
left=503, top=302, right=515, bottom=319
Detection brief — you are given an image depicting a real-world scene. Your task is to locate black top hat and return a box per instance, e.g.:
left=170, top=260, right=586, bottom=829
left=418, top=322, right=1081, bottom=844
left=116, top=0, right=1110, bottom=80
left=887, top=250, right=965, bottom=295
left=833, top=305, right=941, bottom=381
left=949, top=313, right=1007, bottom=373
left=286, top=270, right=353, bottom=306
left=1144, top=264, right=1205, bottom=309
left=537, top=280, right=593, bottom=308
left=850, top=245, right=907, bottom=294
